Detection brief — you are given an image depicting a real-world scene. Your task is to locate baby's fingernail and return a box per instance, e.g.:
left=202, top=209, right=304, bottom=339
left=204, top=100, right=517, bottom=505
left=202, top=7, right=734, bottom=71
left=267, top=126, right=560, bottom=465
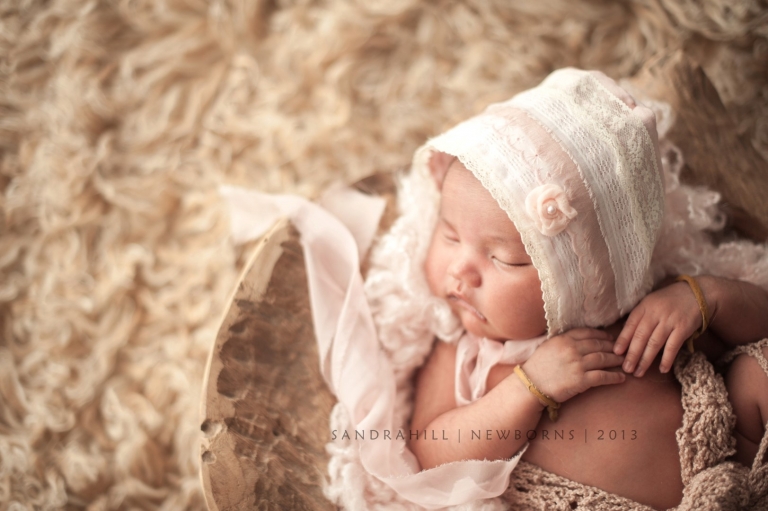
left=623, top=361, right=633, bottom=372
left=660, top=365, right=667, bottom=373
left=634, top=369, right=644, bottom=377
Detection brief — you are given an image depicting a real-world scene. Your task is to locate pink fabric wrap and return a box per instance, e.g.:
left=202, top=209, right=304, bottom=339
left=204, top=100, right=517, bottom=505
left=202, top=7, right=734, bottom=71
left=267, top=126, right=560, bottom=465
left=455, top=333, right=546, bottom=406
left=220, top=185, right=526, bottom=509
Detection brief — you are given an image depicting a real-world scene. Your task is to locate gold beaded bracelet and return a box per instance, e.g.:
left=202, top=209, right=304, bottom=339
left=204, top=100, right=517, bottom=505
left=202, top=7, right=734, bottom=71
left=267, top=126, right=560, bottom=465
left=675, top=274, right=711, bottom=353
left=514, top=365, right=560, bottom=422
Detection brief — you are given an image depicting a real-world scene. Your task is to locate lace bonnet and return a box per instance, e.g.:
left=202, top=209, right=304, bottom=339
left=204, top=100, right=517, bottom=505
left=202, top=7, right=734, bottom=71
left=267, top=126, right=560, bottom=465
left=412, top=68, right=665, bottom=336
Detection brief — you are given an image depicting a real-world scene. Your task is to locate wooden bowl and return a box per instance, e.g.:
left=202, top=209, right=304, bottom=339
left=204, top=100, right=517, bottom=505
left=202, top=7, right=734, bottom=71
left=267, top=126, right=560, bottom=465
left=200, top=174, right=397, bottom=510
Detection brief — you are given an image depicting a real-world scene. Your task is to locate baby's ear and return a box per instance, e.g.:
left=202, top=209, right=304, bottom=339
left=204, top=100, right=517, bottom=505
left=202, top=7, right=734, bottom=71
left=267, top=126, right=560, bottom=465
left=428, top=151, right=455, bottom=191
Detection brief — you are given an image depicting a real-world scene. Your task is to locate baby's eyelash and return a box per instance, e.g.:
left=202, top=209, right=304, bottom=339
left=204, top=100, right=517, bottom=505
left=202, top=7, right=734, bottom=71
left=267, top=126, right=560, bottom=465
left=440, top=223, right=459, bottom=242
left=492, top=256, right=526, bottom=268
left=491, top=255, right=512, bottom=266
left=442, top=232, right=459, bottom=243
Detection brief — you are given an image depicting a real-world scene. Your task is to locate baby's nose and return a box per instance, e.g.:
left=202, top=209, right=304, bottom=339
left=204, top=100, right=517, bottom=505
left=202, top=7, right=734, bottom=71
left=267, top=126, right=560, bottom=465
left=447, top=256, right=481, bottom=288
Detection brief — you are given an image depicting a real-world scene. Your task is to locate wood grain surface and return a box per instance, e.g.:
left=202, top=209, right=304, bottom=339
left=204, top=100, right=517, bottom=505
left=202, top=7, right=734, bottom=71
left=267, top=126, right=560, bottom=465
left=200, top=219, right=337, bottom=511
left=201, top=174, right=397, bottom=510
left=629, top=51, right=768, bottom=241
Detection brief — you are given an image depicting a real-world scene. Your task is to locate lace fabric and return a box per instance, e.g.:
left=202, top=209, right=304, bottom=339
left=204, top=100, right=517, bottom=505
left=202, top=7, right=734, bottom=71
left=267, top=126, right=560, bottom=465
left=414, top=69, right=665, bottom=335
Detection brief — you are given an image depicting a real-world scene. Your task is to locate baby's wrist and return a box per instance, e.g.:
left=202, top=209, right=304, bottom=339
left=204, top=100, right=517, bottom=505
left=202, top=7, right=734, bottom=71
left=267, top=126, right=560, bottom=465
left=512, top=377, right=546, bottom=411
left=512, top=364, right=551, bottom=414
left=673, top=274, right=718, bottom=332
left=693, top=275, right=720, bottom=324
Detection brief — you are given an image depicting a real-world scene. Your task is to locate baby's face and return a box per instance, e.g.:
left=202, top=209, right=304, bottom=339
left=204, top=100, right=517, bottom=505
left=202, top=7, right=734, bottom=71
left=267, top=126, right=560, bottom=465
left=425, top=160, right=547, bottom=341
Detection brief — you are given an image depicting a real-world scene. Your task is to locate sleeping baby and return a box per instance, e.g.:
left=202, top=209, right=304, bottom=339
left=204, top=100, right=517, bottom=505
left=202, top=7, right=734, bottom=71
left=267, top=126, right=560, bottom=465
left=398, top=69, right=768, bottom=509
left=220, top=66, right=768, bottom=510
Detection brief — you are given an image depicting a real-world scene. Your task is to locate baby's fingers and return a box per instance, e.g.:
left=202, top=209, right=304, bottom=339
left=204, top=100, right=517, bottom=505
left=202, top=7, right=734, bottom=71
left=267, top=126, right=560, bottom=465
left=584, top=370, right=626, bottom=388
left=633, top=323, right=673, bottom=377
left=621, top=318, right=658, bottom=373
left=614, top=308, right=644, bottom=355
left=658, top=329, right=689, bottom=374
left=582, top=352, right=625, bottom=371
left=577, top=338, right=617, bottom=356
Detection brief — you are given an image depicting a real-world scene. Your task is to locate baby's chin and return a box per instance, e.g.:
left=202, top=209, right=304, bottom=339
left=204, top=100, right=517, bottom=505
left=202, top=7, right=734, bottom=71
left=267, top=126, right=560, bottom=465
left=458, top=309, right=546, bottom=341
left=456, top=308, right=504, bottom=341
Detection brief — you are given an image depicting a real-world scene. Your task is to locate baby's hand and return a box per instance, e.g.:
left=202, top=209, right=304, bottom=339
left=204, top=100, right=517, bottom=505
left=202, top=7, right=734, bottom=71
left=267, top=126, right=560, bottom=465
left=613, top=282, right=703, bottom=377
left=521, top=328, right=625, bottom=404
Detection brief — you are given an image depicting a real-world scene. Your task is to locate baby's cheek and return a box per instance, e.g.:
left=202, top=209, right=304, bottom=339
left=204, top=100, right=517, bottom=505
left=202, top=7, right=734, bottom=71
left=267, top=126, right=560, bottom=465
left=424, top=237, right=444, bottom=297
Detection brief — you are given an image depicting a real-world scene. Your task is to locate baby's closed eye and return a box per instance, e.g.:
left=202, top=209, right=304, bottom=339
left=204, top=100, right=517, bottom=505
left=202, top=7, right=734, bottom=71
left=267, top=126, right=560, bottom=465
left=439, top=219, right=459, bottom=242
left=491, top=256, right=528, bottom=268
left=441, top=231, right=459, bottom=243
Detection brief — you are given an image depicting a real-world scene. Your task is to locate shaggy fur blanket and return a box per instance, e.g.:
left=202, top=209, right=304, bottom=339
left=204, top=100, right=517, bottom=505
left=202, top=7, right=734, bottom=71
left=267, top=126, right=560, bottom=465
left=1, top=0, right=767, bottom=509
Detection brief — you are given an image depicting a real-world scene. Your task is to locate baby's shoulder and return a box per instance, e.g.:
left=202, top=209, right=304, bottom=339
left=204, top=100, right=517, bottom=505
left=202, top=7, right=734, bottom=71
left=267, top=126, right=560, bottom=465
left=422, top=338, right=457, bottom=373
left=410, top=339, right=458, bottom=430
left=415, top=338, right=457, bottom=392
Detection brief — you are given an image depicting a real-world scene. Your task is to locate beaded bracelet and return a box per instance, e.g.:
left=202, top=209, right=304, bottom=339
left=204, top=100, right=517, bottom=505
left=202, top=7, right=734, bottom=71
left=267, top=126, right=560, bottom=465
left=514, top=365, right=560, bottom=422
left=675, top=274, right=711, bottom=353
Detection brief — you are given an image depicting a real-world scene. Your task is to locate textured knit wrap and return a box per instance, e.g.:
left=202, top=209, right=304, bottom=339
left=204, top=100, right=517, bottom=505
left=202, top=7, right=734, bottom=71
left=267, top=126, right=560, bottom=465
left=412, top=68, right=665, bottom=336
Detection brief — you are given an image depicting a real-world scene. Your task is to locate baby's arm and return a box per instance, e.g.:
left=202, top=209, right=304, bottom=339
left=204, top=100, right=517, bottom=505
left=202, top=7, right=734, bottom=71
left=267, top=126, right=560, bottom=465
left=408, top=340, right=544, bottom=469
left=614, top=275, right=768, bottom=377
left=724, top=345, right=768, bottom=467
left=409, top=329, right=624, bottom=470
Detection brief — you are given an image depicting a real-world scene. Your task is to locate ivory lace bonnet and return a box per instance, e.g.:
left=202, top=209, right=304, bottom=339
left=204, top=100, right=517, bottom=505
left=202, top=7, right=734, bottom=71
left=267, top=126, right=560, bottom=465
left=412, top=68, right=665, bottom=336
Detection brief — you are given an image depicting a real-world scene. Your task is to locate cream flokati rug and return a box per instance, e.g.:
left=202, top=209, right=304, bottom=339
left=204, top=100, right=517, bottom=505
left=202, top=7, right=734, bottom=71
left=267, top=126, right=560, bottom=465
left=1, top=0, right=768, bottom=509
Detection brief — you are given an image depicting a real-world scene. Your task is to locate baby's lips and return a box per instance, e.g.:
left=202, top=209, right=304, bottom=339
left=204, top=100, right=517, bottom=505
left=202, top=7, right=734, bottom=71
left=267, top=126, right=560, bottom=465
left=448, top=293, right=486, bottom=321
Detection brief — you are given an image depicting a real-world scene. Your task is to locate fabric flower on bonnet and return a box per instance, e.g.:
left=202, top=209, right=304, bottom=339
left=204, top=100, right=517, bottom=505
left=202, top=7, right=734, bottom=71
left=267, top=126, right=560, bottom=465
left=525, top=184, right=578, bottom=236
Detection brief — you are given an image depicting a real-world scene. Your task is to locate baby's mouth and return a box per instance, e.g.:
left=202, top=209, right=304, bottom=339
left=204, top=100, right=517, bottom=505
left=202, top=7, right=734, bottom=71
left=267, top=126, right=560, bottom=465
left=448, top=293, right=487, bottom=322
